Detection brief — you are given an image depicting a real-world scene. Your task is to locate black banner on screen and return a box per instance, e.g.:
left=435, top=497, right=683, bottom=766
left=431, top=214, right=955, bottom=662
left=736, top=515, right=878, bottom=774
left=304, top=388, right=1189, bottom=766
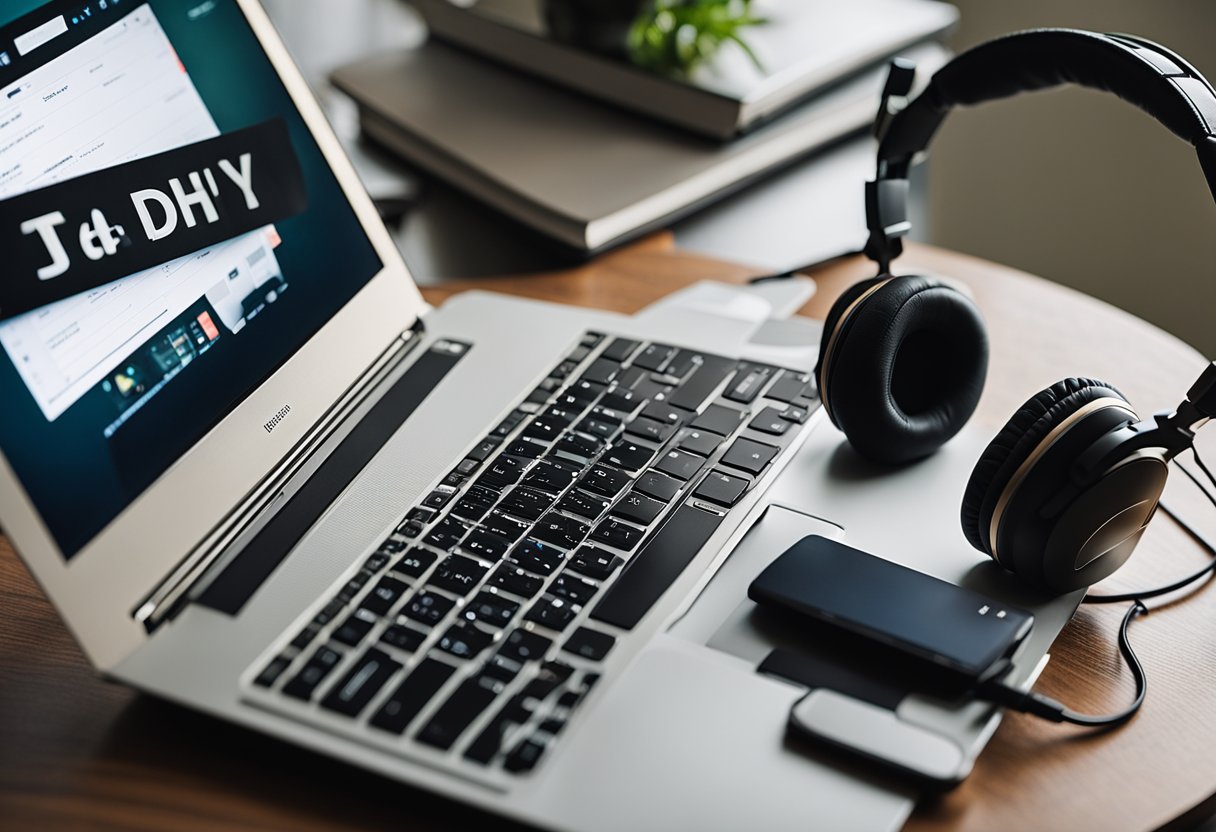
left=0, top=118, right=307, bottom=320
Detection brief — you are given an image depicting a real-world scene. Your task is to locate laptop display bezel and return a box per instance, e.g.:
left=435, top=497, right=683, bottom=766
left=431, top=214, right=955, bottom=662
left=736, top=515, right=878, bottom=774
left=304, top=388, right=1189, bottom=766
left=0, top=0, right=429, bottom=670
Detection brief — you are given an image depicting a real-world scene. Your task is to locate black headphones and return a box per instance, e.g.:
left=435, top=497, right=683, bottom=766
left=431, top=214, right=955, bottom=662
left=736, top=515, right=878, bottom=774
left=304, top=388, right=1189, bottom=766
left=817, top=29, right=1216, bottom=594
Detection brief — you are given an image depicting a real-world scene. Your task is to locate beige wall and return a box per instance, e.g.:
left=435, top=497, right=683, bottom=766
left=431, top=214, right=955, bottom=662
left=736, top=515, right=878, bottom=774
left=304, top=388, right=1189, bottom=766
left=928, top=1, right=1216, bottom=355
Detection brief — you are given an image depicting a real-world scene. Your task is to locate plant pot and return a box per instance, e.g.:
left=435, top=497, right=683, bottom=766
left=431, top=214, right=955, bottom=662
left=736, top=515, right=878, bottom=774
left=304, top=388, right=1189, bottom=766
left=543, top=0, right=647, bottom=57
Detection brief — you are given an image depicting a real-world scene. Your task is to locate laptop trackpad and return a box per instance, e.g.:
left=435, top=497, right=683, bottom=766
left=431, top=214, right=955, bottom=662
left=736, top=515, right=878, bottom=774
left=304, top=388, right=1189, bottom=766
left=526, top=637, right=914, bottom=832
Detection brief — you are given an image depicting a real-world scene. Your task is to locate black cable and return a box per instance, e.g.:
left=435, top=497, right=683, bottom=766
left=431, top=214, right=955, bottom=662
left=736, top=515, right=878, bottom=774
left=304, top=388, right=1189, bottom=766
left=980, top=447, right=1216, bottom=728
left=978, top=600, right=1147, bottom=728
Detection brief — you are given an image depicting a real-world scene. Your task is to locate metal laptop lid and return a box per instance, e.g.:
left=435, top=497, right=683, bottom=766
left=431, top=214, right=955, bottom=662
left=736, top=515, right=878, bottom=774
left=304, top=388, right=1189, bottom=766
left=0, top=0, right=426, bottom=669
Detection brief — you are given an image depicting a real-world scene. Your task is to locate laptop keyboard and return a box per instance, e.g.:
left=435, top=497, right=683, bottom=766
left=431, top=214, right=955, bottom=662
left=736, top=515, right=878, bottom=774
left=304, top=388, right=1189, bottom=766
left=248, top=331, right=819, bottom=776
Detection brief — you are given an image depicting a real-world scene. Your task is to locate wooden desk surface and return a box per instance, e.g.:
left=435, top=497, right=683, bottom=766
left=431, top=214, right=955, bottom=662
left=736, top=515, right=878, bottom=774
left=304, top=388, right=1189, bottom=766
left=3, top=236, right=1215, bottom=831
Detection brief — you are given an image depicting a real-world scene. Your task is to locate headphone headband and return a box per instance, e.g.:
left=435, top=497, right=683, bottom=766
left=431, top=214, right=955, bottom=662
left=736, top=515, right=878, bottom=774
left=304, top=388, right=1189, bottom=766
left=865, top=29, right=1216, bottom=271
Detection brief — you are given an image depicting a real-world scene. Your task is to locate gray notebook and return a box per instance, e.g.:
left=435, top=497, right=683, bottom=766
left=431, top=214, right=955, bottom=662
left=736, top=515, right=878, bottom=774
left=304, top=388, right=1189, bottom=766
left=332, top=40, right=948, bottom=253
left=412, top=0, right=957, bottom=139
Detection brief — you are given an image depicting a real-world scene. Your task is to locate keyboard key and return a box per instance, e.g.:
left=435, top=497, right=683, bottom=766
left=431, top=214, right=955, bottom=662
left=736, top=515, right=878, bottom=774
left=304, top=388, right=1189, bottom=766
left=467, top=438, right=501, bottom=461
left=592, top=505, right=724, bottom=630
left=580, top=358, right=621, bottom=386
left=543, top=404, right=582, bottom=426
left=402, top=590, right=456, bottom=626
left=497, top=486, right=555, bottom=521
left=655, top=448, right=706, bottom=481
left=555, top=432, right=605, bottom=462
left=576, top=417, right=620, bottom=440
left=282, top=646, right=343, bottom=701
left=499, top=628, right=554, bottom=663
left=601, top=386, right=646, bottom=412
left=417, top=675, right=502, bottom=750
left=483, top=653, right=523, bottom=683
left=539, top=718, right=567, bottom=736
left=462, top=591, right=521, bottom=628
left=510, top=538, right=567, bottom=575
left=766, top=370, right=813, bottom=403
left=482, top=511, right=531, bottom=543
left=633, top=343, right=675, bottom=372
left=490, top=565, right=545, bottom=598
left=580, top=465, right=630, bottom=498
left=461, top=529, right=512, bottom=561
left=255, top=655, right=292, bottom=688
left=522, top=417, right=566, bottom=443
left=634, top=469, right=681, bottom=502
left=691, top=403, right=745, bottom=436
left=525, top=594, right=579, bottom=631
left=378, top=538, right=409, bottom=555
left=504, top=738, right=549, bottom=774
left=313, top=598, right=346, bottom=627
left=397, top=519, right=426, bottom=539
left=601, top=337, right=641, bottom=362
left=437, top=621, right=495, bottom=659
left=611, top=490, right=666, bottom=525
left=667, top=356, right=736, bottom=412
left=430, top=555, right=489, bottom=595
left=564, top=379, right=605, bottom=405
left=451, top=487, right=497, bottom=522
left=381, top=624, right=427, bottom=652
left=563, top=627, right=616, bottom=661
left=477, top=455, right=531, bottom=489
left=524, top=660, right=576, bottom=699
left=363, top=576, right=409, bottom=615
left=500, top=739, right=549, bottom=778
left=424, top=517, right=470, bottom=550
left=590, top=518, right=645, bottom=551
left=724, top=363, right=775, bottom=404
left=422, top=488, right=457, bottom=510
left=781, top=404, right=811, bottom=424
left=551, top=573, right=599, bottom=605
left=364, top=551, right=392, bottom=574
left=465, top=695, right=534, bottom=764
left=533, top=513, right=591, bottom=550
left=393, top=549, right=437, bottom=579
left=369, top=659, right=456, bottom=735
left=336, top=570, right=373, bottom=604
left=321, top=647, right=402, bottom=717
left=677, top=428, right=724, bottom=456
left=625, top=417, right=677, bottom=443
left=603, top=440, right=654, bottom=474
left=720, top=437, right=779, bottom=475
left=333, top=607, right=379, bottom=647
left=505, top=438, right=546, bottom=458
left=568, top=548, right=624, bottom=581
left=557, top=489, right=612, bottom=521
left=640, top=400, right=685, bottom=425
left=491, top=410, right=528, bottom=439
left=693, top=469, right=750, bottom=508
left=291, top=623, right=322, bottom=651
left=749, top=406, right=791, bottom=436
left=522, top=458, right=581, bottom=494
left=442, top=471, right=468, bottom=489
left=664, top=349, right=698, bottom=379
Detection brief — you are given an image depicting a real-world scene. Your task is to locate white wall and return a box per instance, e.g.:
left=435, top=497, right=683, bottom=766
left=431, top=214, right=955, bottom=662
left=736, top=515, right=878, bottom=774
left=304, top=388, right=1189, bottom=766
left=927, top=1, right=1216, bottom=354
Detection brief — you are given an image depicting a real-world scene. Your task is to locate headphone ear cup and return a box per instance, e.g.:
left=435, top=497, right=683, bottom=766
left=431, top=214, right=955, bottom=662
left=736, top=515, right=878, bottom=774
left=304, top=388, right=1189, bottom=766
left=819, top=275, right=988, bottom=465
left=960, top=378, right=1162, bottom=592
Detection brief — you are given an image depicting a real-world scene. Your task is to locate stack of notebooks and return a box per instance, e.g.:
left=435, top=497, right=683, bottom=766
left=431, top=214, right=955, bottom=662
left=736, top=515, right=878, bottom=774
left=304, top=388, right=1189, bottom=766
left=332, top=0, right=956, bottom=253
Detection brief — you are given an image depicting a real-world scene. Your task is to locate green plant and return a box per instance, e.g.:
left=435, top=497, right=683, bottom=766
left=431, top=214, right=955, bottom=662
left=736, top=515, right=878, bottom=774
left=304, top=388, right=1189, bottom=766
left=627, top=0, right=766, bottom=77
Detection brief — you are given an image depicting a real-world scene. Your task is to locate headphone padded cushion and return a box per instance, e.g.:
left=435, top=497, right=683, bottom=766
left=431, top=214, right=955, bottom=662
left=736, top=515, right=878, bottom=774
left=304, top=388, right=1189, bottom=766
left=960, top=377, right=1127, bottom=554
left=823, top=275, right=989, bottom=465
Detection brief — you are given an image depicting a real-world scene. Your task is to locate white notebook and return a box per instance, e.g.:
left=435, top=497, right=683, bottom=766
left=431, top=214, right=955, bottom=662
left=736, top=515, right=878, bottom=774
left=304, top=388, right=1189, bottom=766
left=332, top=41, right=948, bottom=253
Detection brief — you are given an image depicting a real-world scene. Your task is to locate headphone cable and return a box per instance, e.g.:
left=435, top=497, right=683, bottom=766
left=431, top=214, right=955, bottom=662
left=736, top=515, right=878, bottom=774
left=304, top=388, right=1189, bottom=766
left=978, top=447, right=1216, bottom=727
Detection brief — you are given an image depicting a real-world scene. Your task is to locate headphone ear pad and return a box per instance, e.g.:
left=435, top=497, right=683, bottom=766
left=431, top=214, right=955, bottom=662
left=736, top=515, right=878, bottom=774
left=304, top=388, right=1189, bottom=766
left=821, top=276, right=988, bottom=465
left=960, top=378, right=1127, bottom=556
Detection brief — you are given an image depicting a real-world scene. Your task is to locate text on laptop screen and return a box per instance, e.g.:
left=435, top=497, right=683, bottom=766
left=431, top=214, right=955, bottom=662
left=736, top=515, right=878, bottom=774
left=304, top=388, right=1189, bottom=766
left=0, top=0, right=384, bottom=559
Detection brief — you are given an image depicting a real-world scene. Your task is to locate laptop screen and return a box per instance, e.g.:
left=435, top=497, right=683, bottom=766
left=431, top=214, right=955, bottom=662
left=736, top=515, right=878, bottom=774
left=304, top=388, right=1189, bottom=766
left=0, top=0, right=384, bottom=559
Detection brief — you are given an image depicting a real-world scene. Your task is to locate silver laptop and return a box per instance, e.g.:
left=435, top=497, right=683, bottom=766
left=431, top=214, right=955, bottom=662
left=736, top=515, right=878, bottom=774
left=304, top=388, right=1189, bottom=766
left=0, top=2, right=1079, bottom=829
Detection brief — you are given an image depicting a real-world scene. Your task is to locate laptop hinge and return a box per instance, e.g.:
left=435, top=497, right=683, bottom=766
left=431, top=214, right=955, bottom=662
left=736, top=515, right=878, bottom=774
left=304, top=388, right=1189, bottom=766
left=132, top=325, right=425, bottom=633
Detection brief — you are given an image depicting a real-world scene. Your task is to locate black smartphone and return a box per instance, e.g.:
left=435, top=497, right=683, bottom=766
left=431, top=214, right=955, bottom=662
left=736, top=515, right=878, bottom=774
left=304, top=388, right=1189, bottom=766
left=749, top=535, right=1033, bottom=681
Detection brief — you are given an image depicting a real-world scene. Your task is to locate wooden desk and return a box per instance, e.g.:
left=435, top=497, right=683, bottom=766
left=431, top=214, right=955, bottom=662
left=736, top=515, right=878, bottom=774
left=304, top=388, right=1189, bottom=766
left=3, top=237, right=1215, bottom=831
